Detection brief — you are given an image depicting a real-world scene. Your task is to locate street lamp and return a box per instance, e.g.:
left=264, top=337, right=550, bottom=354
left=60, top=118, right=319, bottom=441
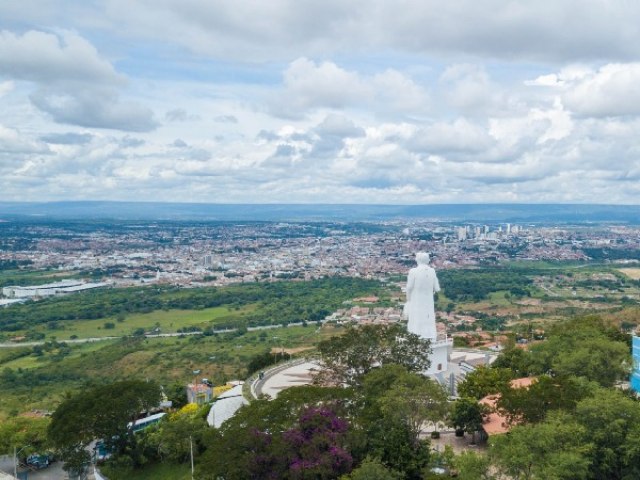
left=14, top=445, right=30, bottom=479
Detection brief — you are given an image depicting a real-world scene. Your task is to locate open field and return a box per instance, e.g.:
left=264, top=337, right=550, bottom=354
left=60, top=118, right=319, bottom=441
left=618, top=268, right=640, bottom=280
left=0, top=323, right=340, bottom=417
left=2, top=262, right=639, bottom=418
left=27, top=304, right=256, bottom=340
left=0, top=268, right=80, bottom=288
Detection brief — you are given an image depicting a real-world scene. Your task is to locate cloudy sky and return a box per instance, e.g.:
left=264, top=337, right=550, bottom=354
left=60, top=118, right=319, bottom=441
left=1, top=1, right=640, bottom=204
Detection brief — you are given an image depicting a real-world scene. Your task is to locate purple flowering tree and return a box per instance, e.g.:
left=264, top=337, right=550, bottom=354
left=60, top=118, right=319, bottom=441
left=282, top=406, right=353, bottom=479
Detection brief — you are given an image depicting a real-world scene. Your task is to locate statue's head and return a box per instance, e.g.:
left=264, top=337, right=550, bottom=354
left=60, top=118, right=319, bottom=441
left=416, top=252, right=430, bottom=265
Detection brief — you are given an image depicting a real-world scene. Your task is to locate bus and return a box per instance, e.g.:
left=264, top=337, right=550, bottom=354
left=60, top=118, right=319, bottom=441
left=128, top=412, right=167, bottom=433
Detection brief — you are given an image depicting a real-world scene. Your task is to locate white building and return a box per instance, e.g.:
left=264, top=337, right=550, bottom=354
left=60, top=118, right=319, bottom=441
left=2, top=280, right=109, bottom=298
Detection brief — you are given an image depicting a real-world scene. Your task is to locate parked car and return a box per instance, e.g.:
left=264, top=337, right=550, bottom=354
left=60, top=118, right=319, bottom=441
left=26, top=453, right=50, bottom=469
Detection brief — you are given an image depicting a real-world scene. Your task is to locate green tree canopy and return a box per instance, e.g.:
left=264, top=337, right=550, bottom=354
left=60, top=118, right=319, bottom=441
left=490, top=411, right=592, bottom=480
left=457, top=366, right=514, bottom=400
left=0, top=416, right=50, bottom=456
left=315, top=324, right=432, bottom=386
left=450, top=398, right=487, bottom=443
left=340, top=456, right=402, bottom=480
left=497, top=375, right=597, bottom=425
left=574, top=388, right=640, bottom=480
left=527, top=315, right=630, bottom=387
left=48, top=379, right=161, bottom=471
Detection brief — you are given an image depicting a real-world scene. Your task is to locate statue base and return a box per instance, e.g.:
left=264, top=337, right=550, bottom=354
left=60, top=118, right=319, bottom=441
left=426, top=337, right=453, bottom=375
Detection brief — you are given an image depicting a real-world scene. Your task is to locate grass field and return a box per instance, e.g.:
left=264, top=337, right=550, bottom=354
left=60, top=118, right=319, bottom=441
left=0, top=268, right=80, bottom=287
left=0, top=323, right=340, bottom=417
left=27, top=304, right=256, bottom=340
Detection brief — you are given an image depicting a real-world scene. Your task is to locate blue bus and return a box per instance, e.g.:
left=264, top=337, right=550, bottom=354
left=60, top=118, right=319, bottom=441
left=128, top=412, right=166, bottom=433
left=94, top=413, right=167, bottom=461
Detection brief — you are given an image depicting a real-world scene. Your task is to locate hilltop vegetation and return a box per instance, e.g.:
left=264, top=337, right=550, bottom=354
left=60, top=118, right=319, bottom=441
left=1, top=260, right=640, bottom=478
left=0, top=276, right=381, bottom=334
left=8, top=314, right=631, bottom=480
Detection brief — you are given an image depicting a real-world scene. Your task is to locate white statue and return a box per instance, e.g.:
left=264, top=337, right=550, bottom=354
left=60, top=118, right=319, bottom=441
left=404, top=252, right=440, bottom=341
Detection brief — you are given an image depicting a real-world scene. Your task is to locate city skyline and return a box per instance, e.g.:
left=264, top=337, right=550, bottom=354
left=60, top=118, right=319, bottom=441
left=1, top=2, right=640, bottom=204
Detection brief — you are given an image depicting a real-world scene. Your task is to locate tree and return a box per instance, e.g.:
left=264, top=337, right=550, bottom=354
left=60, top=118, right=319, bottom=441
left=165, top=382, right=188, bottom=409
left=340, top=457, right=402, bottom=480
left=574, top=388, right=640, bottom=480
left=196, top=385, right=352, bottom=480
left=496, top=375, right=596, bottom=425
left=48, top=380, right=161, bottom=471
left=0, top=416, right=50, bottom=455
left=491, top=346, right=533, bottom=377
left=623, top=422, right=640, bottom=480
left=377, top=369, right=449, bottom=441
left=550, top=338, right=629, bottom=387
left=450, top=398, right=486, bottom=444
left=144, top=405, right=208, bottom=463
left=364, top=415, right=431, bottom=480
left=527, top=315, right=631, bottom=387
left=355, top=366, right=435, bottom=479
left=453, top=451, right=494, bottom=480
left=315, top=324, right=432, bottom=386
left=457, top=366, right=514, bottom=400
left=283, top=406, right=353, bottom=479
left=490, top=411, right=592, bottom=480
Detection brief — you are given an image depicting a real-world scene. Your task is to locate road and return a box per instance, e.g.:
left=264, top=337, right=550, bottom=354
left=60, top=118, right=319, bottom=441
left=0, top=320, right=325, bottom=348
left=0, top=455, right=68, bottom=480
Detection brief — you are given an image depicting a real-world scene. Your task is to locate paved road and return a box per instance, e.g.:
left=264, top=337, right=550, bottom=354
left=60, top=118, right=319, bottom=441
left=0, top=331, right=208, bottom=348
left=0, top=320, right=326, bottom=348
left=0, top=455, right=68, bottom=479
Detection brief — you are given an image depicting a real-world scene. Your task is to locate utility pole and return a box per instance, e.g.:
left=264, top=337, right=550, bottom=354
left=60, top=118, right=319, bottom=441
left=14, top=445, right=29, bottom=479
left=190, top=435, right=194, bottom=480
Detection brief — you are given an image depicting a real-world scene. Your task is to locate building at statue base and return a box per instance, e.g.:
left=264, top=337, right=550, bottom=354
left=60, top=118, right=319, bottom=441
left=426, top=334, right=453, bottom=374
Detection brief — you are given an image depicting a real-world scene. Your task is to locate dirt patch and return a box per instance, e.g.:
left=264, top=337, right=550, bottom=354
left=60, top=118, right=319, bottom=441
left=618, top=268, right=640, bottom=280
left=515, top=298, right=542, bottom=306
left=271, top=346, right=314, bottom=355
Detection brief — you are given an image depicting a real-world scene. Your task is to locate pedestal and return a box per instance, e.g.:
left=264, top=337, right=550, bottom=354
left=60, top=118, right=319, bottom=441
left=426, top=337, right=453, bottom=375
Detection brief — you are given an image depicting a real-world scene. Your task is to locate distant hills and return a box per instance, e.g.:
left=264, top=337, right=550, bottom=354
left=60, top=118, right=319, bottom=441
left=0, top=201, right=639, bottom=223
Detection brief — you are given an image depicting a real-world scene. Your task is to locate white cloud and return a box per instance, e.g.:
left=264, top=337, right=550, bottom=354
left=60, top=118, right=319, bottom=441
left=0, top=124, right=49, bottom=154
left=30, top=88, right=158, bottom=132
left=562, top=63, right=640, bottom=117
left=2, top=3, right=640, bottom=203
left=269, top=58, right=371, bottom=118
left=524, top=74, right=563, bottom=87
left=407, top=118, right=494, bottom=155
left=93, top=1, right=640, bottom=63
left=0, top=30, right=123, bottom=85
left=314, top=114, right=364, bottom=138
left=0, top=81, right=14, bottom=97
left=0, top=29, right=157, bottom=132
left=372, top=69, right=430, bottom=113
left=269, top=58, right=428, bottom=118
left=440, top=64, right=493, bottom=113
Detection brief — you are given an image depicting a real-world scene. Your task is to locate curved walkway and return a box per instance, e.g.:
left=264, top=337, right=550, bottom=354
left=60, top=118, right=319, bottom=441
left=250, top=359, right=319, bottom=399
